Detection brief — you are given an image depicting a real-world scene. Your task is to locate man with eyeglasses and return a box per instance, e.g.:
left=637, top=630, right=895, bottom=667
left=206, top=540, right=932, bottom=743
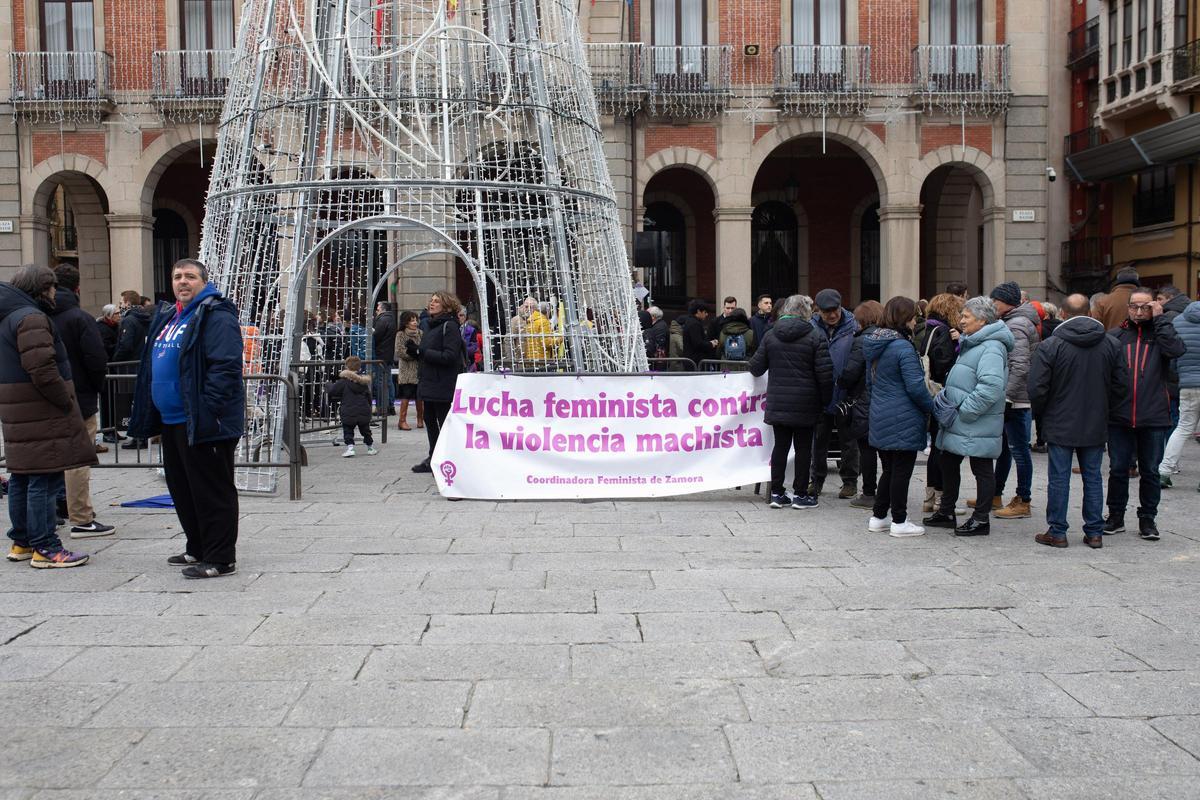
left=1104, top=287, right=1187, bottom=541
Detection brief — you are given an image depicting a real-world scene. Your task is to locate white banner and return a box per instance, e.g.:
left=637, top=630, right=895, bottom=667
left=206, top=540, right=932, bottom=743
left=431, top=372, right=773, bottom=499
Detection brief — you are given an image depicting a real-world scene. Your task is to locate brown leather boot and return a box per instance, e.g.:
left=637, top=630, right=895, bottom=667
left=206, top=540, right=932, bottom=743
left=398, top=401, right=412, bottom=431
left=968, top=496, right=1002, bottom=510
left=416, top=400, right=425, bottom=428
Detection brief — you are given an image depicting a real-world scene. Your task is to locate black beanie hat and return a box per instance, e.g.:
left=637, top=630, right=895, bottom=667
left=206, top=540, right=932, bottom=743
left=989, top=281, right=1021, bottom=307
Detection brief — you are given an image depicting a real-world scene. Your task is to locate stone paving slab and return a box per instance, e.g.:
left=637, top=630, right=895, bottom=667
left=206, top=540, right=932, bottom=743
left=3, top=435, right=1200, bottom=794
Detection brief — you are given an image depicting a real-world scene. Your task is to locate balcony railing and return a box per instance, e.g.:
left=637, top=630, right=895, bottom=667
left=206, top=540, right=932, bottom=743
left=1067, top=17, right=1100, bottom=69
left=10, top=51, right=114, bottom=119
left=645, top=45, right=731, bottom=119
left=773, top=45, right=870, bottom=116
left=1060, top=237, right=1112, bottom=287
left=584, top=42, right=645, bottom=116
left=1064, top=126, right=1106, bottom=157
left=1174, top=39, right=1200, bottom=87
left=912, top=44, right=1010, bottom=115
left=152, top=50, right=234, bottom=118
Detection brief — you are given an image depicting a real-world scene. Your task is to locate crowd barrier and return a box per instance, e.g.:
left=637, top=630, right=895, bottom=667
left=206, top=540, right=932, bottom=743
left=289, top=359, right=389, bottom=446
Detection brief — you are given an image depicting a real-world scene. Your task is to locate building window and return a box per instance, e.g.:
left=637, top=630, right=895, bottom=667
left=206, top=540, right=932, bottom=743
left=930, top=0, right=981, bottom=45
left=1177, top=2, right=1189, bottom=47
left=653, top=0, right=705, bottom=47
left=1108, top=5, right=1118, bottom=75
left=1132, top=165, right=1175, bottom=228
left=1152, top=0, right=1163, bottom=54
left=1123, top=0, right=1133, bottom=67
left=181, top=0, right=234, bottom=51
left=793, top=0, right=844, bottom=46
left=1138, top=0, right=1147, bottom=60
left=40, top=0, right=94, bottom=51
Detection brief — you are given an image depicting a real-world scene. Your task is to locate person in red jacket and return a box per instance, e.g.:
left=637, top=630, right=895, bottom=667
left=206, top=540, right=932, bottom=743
left=1104, top=286, right=1187, bottom=541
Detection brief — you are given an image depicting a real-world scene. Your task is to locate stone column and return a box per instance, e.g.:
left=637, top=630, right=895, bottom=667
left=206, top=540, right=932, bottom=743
left=20, top=214, right=50, bottom=269
left=713, top=206, right=753, bottom=307
left=878, top=204, right=922, bottom=300
left=982, top=206, right=1007, bottom=290
left=105, top=214, right=155, bottom=298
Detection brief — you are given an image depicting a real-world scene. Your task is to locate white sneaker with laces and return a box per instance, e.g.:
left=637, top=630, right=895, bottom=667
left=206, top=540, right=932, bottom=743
left=868, top=516, right=890, bottom=532
left=342, top=445, right=355, bottom=458
left=366, top=446, right=378, bottom=456
left=889, top=520, right=926, bottom=537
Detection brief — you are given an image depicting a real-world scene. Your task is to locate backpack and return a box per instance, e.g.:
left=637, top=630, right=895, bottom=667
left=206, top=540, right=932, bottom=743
left=920, top=329, right=943, bottom=397
left=723, top=332, right=747, bottom=361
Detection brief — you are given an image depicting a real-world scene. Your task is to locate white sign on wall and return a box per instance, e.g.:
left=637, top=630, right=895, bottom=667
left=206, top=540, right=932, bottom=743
left=0, top=220, right=14, bottom=233
left=1011, top=209, right=1036, bottom=222
left=431, top=372, right=773, bottom=499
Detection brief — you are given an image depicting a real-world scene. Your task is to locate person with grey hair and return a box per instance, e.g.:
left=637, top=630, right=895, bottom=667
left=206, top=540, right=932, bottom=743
left=96, top=304, right=120, bottom=359
left=643, top=305, right=668, bottom=363
left=924, top=296, right=1012, bottom=536
left=0, top=265, right=97, bottom=567
left=749, top=293, right=834, bottom=509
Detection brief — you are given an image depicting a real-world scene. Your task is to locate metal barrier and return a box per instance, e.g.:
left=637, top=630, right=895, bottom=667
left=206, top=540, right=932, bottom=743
left=646, top=357, right=696, bottom=372
left=290, top=359, right=389, bottom=445
left=95, top=367, right=303, bottom=500
left=698, top=359, right=752, bottom=373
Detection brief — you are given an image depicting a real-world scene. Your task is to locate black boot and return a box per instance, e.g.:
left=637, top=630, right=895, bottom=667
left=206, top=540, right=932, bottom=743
left=922, top=511, right=957, bottom=529
left=955, top=517, right=991, bottom=537
left=411, top=458, right=432, bottom=473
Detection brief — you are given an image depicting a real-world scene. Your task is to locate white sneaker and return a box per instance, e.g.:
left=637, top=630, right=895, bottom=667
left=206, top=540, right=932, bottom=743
left=889, top=520, right=926, bottom=538
left=366, top=446, right=378, bottom=456
left=342, top=445, right=355, bottom=458
left=868, top=516, right=890, bottom=532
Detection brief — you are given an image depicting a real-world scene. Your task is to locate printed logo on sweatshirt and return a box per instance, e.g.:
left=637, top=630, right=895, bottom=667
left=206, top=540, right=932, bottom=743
left=154, top=316, right=190, bottom=356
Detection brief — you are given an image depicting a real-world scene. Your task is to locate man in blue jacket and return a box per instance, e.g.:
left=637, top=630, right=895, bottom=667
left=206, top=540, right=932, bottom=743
left=1160, top=296, right=1200, bottom=489
left=128, top=259, right=245, bottom=577
left=809, top=288, right=860, bottom=498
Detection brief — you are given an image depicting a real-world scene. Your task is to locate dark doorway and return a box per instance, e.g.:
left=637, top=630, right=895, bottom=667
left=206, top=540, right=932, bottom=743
left=860, top=203, right=880, bottom=302
left=641, top=201, right=688, bottom=309
left=752, top=201, right=798, bottom=301
left=153, top=209, right=189, bottom=302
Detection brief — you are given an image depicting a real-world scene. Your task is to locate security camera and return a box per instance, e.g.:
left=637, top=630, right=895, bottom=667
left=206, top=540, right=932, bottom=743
left=1046, top=166, right=1057, bottom=182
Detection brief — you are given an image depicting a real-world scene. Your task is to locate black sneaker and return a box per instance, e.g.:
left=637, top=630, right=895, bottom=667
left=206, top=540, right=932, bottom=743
left=167, top=553, right=200, bottom=566
left=181, top=562, right=237, bottom=579
left=69, top=520, right=116, bottom=539
left=411, top=459, right=433, bottom=473
left=768, top=492, right=790, bottom=509
left=791, top=495, right=819, bottom=510
left=121, top=439, right=146, bottom=450
left=1138, top=518, right=1160, bottom=541
left=1103, top=515, right=1125, bottom=534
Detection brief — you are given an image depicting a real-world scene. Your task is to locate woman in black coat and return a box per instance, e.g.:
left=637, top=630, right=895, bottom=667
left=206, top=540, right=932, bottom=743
left=405, top=291, right=465, bottom=473
left=748, top=294, right=834, bottom=509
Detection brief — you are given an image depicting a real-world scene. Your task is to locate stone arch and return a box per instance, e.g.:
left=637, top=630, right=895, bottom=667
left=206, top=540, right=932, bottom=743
left=639, top=147, right=720, bottom=206
left=28, top=168, right=112, bottom=312
left=137, top=130, right=220, bottom=215
left=27, top=154, right=115, bottom=215
left=749, top=118, right=894, bottom=205
left=911, top=145, right=1004, bottom=209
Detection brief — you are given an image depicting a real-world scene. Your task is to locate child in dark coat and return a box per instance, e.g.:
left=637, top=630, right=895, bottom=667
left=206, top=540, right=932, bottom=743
left=325, top=355, right=376, bottom=457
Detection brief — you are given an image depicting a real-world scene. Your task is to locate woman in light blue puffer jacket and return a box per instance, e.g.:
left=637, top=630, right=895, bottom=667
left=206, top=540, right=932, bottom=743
left=927, top=296, right=1013, bottom=537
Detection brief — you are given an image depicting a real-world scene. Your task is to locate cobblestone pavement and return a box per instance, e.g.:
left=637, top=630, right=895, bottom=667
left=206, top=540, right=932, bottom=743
left=3, top=426, right=1200, bottom=799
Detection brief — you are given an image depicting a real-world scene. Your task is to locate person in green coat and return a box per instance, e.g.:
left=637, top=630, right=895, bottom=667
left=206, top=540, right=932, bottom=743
left=925, top=296, right=1014, bottom=537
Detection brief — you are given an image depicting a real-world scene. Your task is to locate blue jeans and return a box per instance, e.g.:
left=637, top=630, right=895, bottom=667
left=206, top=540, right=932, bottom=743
left=1107, top=425, right=1168, bottom=520
left=1046, top=444, right=1104, bottom=539
left=994, top=407, right=1033, bottom=501
left=6, top=473, right=64, bottom=551
left=372, top=364, right=395, bottom=409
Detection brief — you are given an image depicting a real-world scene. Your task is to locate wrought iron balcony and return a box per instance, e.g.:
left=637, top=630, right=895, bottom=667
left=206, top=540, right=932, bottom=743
left=584, top=42, right=645, bottom=116
left=1064, top=126, right=1106, bottom=157
left=912, top=44, right=1010, bottom=115
left=1174, top=39, right=1200, bottom=89
left=1060, top=237, right=1112, bottom=286
left=152, top=50, right=234, bottom=118
left=645, top=45, right=731, bottom=119
left=1067, top=17, right=1100, bottom=69
left=774, top=45, right=870, bottom=116
left=9, top=51, right=114, bottom=120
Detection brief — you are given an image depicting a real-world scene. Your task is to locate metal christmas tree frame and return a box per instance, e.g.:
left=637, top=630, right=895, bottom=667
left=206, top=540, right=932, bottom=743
left=201, top=0, right=646, bottom=381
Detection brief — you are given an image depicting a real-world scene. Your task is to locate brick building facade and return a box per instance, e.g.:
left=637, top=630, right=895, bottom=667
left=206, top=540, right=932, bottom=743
left=0, top=0, right=1071, bottom=315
